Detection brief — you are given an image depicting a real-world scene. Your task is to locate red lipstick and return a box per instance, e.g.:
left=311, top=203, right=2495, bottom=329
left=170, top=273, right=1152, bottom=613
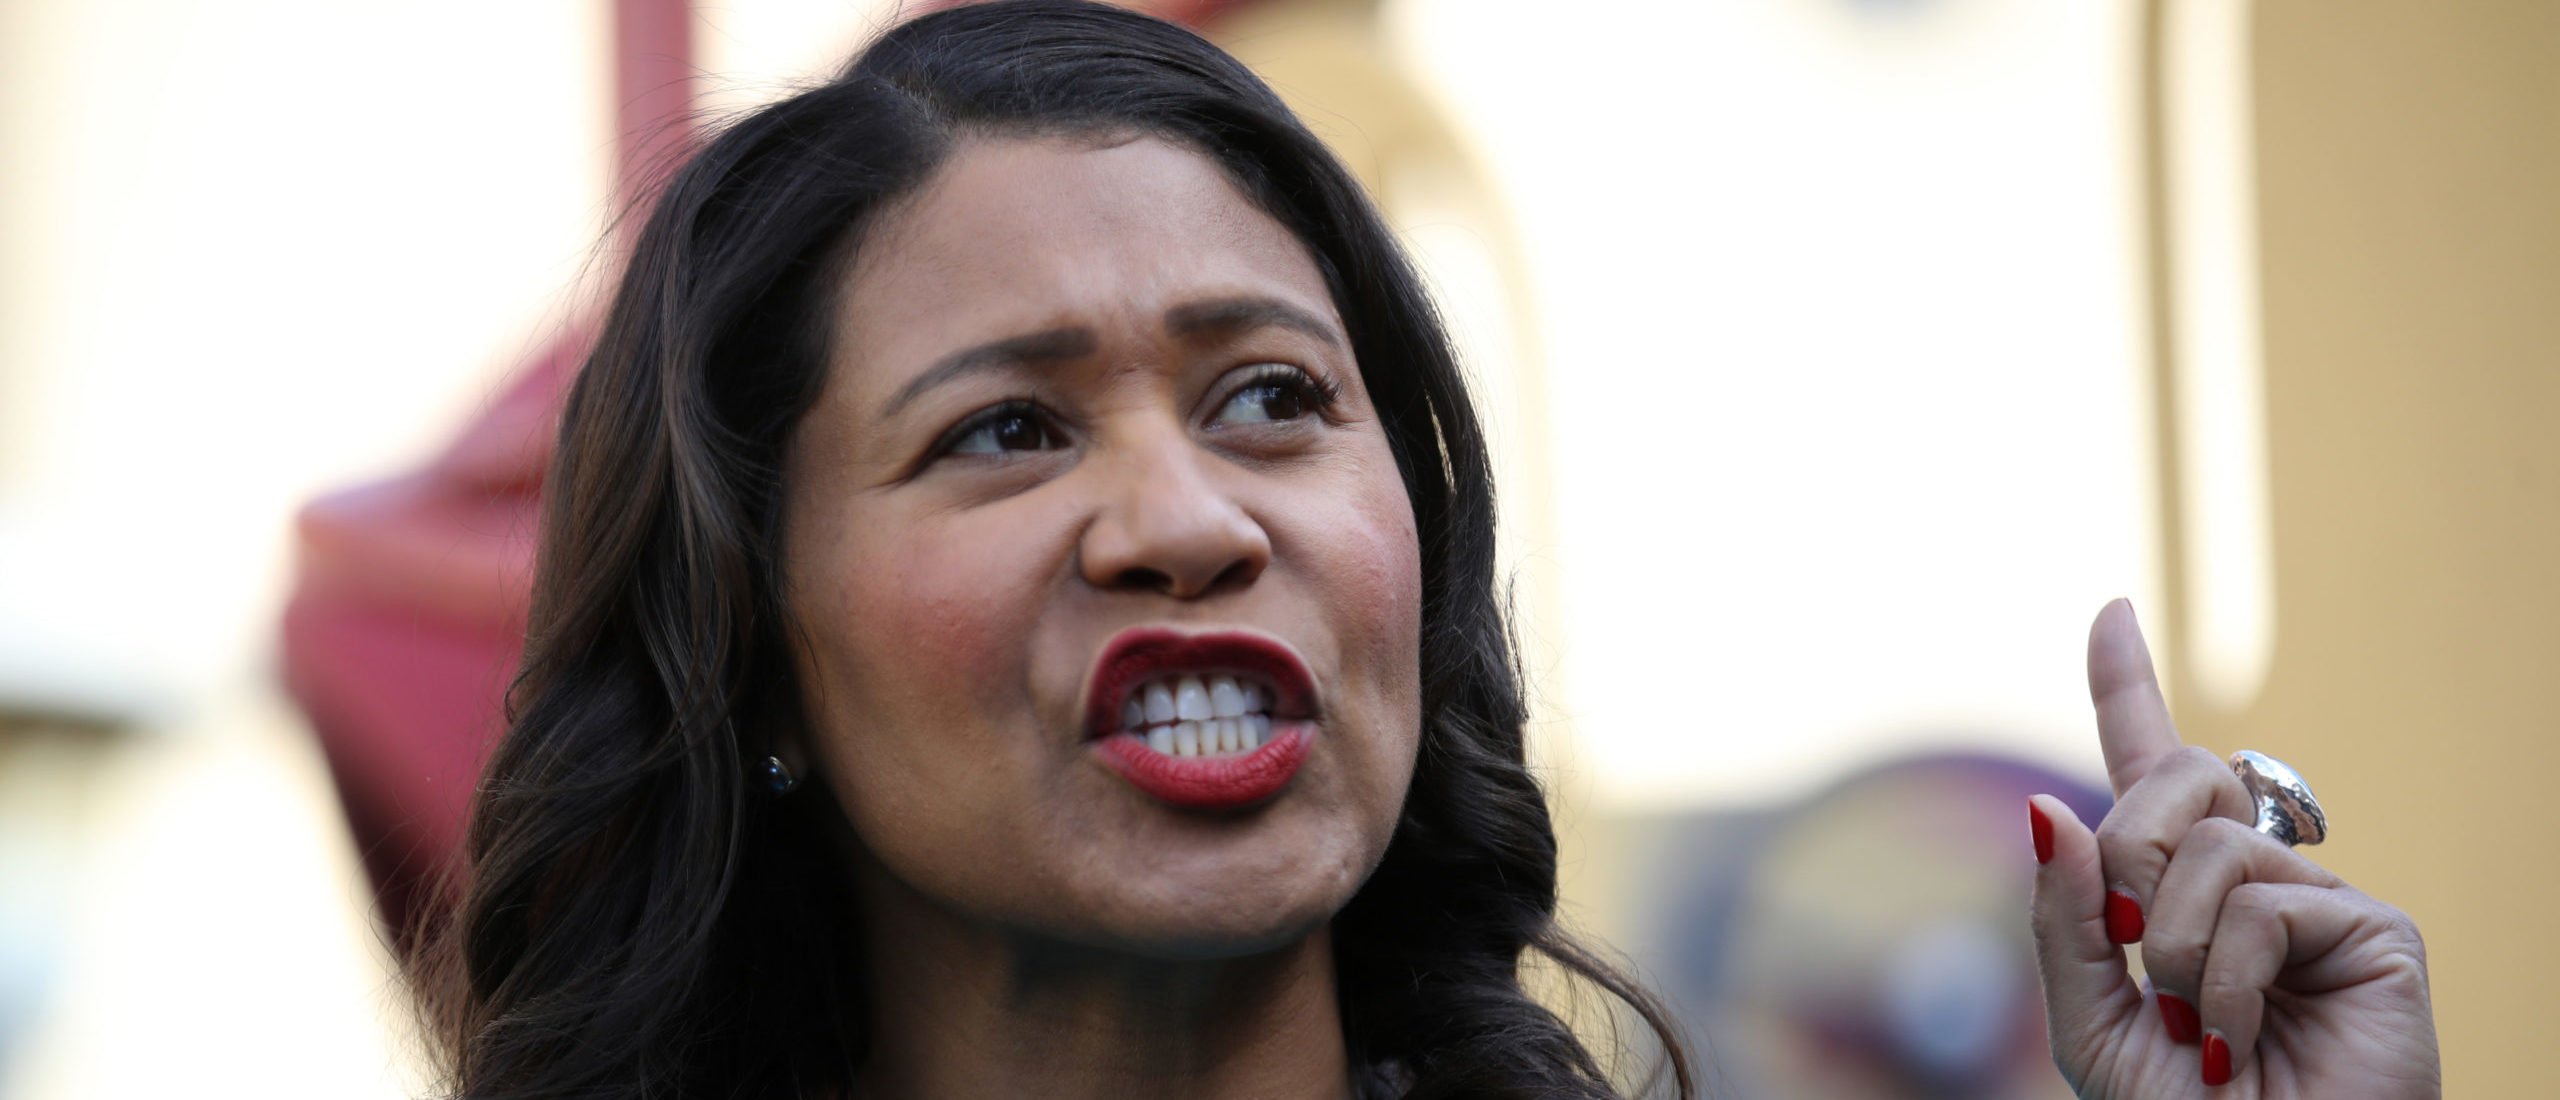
left=1083, top=628, right=1318, bottom=810
left=1093, top=728, right=1312, bottom=810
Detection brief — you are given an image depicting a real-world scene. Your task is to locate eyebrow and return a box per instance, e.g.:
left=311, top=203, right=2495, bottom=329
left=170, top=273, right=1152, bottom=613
left=879, top=327, right=1098, bottom=421
left=1162, top=296, right=1343, bottom=347
left=877, top=296, right=1344, bottom=422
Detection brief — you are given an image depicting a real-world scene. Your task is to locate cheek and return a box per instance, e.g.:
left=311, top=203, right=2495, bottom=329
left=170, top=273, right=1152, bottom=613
left=872, top=544, right=1024, bottom=681
left=790, top=512, right=1073, bottom=892
left=811, top=532, right=1034, bottom=713
left=1328, top=466, right=1425, bottom=872
left=1310, top=453, right=1425, bottom=761
left=1341, top=466, right=1423, bottom=663
left=787, top=512, right=1061, bottom=838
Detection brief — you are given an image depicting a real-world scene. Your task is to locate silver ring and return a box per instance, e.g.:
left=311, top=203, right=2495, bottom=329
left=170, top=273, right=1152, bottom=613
left=2229, top=750, right=2326, bottom=846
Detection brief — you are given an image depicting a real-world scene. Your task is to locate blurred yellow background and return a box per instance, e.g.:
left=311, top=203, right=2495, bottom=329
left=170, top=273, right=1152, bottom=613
left=0, top=0, right=2548, bottom=1095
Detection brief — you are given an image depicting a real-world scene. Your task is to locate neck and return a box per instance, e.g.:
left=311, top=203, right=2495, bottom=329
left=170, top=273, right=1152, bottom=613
left=849, top=868, right=1354, bottom=1100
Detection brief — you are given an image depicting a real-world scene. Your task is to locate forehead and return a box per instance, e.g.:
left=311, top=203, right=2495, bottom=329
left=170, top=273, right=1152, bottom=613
left=830, top=134, right=1340, bottom=395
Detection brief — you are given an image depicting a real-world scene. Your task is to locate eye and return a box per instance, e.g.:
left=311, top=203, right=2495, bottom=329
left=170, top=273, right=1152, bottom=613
left=943, top=402, right=1065, bottom=457
left=1212, top=365, right=1339, bottom=427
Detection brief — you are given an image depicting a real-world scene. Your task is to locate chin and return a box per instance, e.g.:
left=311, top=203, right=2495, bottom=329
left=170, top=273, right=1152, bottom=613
left=1061, top=828, right=1383, bottom=961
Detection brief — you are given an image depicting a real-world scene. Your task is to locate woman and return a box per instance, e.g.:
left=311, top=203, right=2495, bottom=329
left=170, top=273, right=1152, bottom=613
left=419, top=2, right=2440, bottom=1096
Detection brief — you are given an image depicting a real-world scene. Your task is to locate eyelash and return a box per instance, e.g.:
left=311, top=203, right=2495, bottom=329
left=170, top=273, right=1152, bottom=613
left=932, top=399, right=1056, bottom=460
left=1219, top=363, right=1344, bottom=427
left=926, top=364, right=1343, bottom=464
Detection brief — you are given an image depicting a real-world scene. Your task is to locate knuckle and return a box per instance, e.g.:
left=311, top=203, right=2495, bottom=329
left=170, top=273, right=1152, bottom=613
left=2171, top=745, right=2221, bottom=773
left=2142, top=932, right=2209, bottom=986
left=2197, top=963, right=2256, bottom=1007
left=2091, top=817, right=2129, bottom=863
left=2184, top=746, right=2257, bottom=807
left=2187, top=814, right=2260, bottom=852
left=2093, top=814, right=2160, bottom=861
left=2223, top=881, right=2284, bottom=924
left=2374, top=902, right=2429, bottom=962
left=2089, top=828, right=2161, bottom=891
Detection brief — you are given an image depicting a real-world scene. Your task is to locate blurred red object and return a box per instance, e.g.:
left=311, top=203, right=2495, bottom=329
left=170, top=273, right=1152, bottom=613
left=282, top=333, right=576, bottom=940
left=280, top=0, right=691, bottom=943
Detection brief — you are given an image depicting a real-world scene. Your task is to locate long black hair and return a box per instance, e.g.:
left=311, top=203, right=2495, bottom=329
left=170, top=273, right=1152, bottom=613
left=419, top=3, right=1697, bottom=1097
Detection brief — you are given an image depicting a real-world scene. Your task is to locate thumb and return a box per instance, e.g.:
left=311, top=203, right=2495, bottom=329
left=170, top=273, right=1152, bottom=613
left=2028, top=793, right=2138, bottom=1052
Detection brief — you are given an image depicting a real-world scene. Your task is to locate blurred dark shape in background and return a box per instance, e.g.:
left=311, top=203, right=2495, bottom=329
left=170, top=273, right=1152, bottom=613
left=1587, top=754, right=2108, bottom=1100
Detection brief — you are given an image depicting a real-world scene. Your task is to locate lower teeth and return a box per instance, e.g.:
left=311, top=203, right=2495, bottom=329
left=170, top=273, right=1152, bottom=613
left=1142, top=714, right=1273, bottom=757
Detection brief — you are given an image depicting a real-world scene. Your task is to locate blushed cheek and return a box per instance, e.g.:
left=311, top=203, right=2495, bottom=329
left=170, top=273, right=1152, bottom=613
left=838, top=536, right=1037, bottom=719
left=1323, top=471, right=1424, bottom=861
left=1335, top=464, right=1424, bottom=719
left=799, top=530, right=1043, bottom=853
left=1357, top=474, right=1422, bottom=631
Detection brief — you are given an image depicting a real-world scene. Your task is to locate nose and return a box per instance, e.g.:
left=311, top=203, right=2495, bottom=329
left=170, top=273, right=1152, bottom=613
left=1077, top=433, right=1270, bottom=599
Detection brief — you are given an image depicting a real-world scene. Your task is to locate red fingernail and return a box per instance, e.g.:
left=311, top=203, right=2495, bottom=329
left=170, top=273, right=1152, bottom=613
left=2156, top=991, right=2201, bottom=1043
left=2029, top=799, right=2054, bottom=865
left=2201, top=1029, right=2233, bottom=1086
left=2105, top=888, right=2145, bottom=944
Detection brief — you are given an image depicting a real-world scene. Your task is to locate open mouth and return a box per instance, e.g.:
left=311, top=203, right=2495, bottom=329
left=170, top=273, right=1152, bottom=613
left=1112, top=671, right=1280, bottom=757
left=1082, top=628, right=1318, bottom=809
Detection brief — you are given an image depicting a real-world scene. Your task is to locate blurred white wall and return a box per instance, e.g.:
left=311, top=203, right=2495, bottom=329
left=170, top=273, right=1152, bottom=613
left=0, top=0, right=614, bottom=721
left=1389, top=0, right=2160, bottom=806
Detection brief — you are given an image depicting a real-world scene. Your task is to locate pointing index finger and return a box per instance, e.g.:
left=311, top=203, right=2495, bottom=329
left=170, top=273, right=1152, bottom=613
left=2088, top=598, right=2183, bottom=798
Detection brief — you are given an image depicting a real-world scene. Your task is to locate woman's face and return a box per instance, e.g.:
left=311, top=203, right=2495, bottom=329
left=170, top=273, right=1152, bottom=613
left=780, top=134, right=1423, bottom=955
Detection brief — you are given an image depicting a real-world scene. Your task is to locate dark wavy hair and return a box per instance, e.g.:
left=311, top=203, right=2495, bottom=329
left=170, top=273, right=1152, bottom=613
left=417, top=2, right=1697, bottom=1097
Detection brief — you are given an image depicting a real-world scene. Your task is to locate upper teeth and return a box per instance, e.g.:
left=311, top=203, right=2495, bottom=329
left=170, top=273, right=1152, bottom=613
left=1121, top=674, right=1273, bottom=757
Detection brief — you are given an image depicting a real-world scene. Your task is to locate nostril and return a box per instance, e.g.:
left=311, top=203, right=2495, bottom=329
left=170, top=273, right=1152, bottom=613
left=1203, top=558, right=1257, bottom=595
left=1114, top=565, right=1175, bottom=593
left=1110, top=558, right=1256, bottom=598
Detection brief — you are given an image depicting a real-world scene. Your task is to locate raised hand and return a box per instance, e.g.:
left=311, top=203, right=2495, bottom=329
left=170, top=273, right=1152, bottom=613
left=2028, top=600, right=2439, bottom=1097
